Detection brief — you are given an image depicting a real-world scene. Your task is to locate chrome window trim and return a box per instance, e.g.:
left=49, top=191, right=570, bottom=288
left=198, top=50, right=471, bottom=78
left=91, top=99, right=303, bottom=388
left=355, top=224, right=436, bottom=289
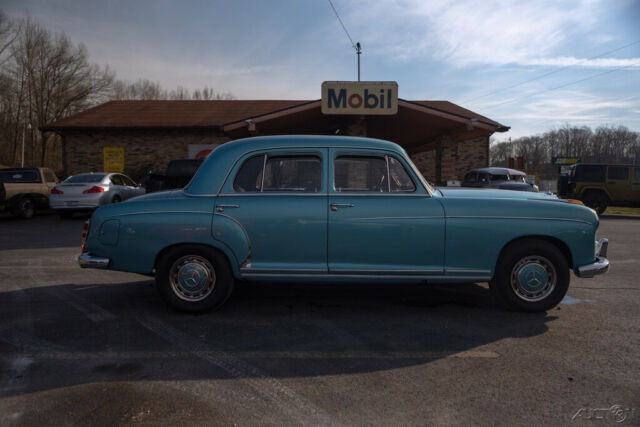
left=259, top=154, right=267, bottom=191
left=209, top=145, right=428, bottom=197
left=385, top=155, right=392, bottom=192
left=332, top=152, right=419, bottom=195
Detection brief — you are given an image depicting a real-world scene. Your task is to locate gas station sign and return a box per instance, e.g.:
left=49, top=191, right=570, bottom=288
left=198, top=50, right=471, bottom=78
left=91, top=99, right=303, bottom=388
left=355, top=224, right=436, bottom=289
left=321, top=81, right=398, bottom=115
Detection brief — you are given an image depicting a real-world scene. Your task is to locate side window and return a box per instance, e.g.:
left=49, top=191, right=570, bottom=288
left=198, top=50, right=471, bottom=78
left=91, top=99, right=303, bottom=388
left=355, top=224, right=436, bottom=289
left=464, top=172, right=476, bottom=183
left=389, top=157, right=416, bottom=192
left=234, top=155, right=264, bottom=192
left=478, top=173, right=490, bottom=183
left=44, top=170, right=57, bottom=183
left=110, top=175, right=123, bottom=186
left=263, top=156, right=321, bottom=192
left=233, top=154, right=322, bottom=193
left=576, top=165, right=605, bottom=182
left=335, top=156, right=388, bottom=192
left=121, top=175, right=136, bottom=186
left=608, top=166, right=629, bottom=181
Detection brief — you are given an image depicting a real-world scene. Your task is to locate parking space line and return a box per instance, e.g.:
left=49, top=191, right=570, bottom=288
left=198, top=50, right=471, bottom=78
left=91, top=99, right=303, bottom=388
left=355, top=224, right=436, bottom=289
left=130, top=305, right=340, bottom=426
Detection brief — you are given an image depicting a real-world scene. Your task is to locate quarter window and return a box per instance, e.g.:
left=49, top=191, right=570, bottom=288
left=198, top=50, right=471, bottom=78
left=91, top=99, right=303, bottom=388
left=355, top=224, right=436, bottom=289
left=110, top=175, right=123, bottom=186
left=389, top=157, right=416, bottom=192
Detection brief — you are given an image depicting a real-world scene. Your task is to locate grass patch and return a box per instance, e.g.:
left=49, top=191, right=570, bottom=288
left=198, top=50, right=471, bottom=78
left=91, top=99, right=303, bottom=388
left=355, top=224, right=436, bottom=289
left=605, top=206, right=640, bottom=216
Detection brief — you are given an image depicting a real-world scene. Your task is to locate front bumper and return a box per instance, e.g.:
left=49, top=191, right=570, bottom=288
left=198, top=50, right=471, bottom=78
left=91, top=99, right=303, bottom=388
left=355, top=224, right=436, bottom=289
left=576, top=238, right=609, bottom=278
left=78, top=252, right=110, bottom=269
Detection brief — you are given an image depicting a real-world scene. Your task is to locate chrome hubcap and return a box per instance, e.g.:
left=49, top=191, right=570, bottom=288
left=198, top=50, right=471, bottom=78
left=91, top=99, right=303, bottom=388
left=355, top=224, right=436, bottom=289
left=510, top=255, right=556, bottom=302
left=169, top=255, right=216, bottom=302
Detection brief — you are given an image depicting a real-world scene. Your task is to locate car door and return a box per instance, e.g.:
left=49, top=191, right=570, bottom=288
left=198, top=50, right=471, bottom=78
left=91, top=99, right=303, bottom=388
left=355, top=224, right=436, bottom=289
left=327, top=149, right=445, bottom=275
left=214, top=148, right=328, bottom=274
left=606, top=166, right=630, bottom=202
left=109, top=174, right=125, bottom=201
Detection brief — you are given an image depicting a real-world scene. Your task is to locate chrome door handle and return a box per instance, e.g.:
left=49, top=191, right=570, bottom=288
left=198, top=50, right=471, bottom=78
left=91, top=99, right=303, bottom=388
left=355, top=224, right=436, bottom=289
left=330, top=203, right=354, bottom=211
left=216, top=204, right=239, bottom=212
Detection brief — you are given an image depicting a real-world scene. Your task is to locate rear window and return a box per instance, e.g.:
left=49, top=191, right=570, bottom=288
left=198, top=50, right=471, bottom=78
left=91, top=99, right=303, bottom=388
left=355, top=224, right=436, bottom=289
left=64, top=174, right=106, bottom=183
left=0, top=169, right=40, bottom=183
left=490, top=174, right=508, bottom=181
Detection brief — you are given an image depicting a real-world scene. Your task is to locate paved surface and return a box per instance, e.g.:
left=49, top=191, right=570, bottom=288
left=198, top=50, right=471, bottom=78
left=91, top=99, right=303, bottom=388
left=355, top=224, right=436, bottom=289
left=0, top=213, right=638, bottom=426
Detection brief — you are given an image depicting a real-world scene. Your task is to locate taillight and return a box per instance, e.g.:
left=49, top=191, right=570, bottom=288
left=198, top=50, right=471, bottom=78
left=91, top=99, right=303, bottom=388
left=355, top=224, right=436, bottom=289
left=83, top=186, right=105, bottom=194
left=81, top=220, right=90, bottom=253
left=51, top=187, right=64, bottom=194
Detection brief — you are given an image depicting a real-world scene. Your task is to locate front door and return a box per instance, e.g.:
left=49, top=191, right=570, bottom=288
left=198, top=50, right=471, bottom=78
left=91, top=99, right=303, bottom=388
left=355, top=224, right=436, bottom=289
left=607, top=166, right=631, bottom=202
left=327, top=149, right=445, bottom=275
left=214, top=149, right=328, bottom=274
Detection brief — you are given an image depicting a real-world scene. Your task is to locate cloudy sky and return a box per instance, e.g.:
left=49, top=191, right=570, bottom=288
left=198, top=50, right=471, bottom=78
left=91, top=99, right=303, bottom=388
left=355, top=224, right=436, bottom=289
left=3, top=0, right=639, bottom=140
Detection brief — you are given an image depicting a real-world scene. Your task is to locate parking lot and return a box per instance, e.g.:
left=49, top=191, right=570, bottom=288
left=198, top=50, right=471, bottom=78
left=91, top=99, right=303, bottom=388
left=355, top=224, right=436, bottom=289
left=0, top=213, right=638, bottom=425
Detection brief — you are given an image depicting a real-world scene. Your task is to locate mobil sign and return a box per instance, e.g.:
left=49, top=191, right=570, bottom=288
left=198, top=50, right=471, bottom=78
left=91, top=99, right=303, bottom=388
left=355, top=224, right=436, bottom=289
left=321, top=81, right=398, bottom=115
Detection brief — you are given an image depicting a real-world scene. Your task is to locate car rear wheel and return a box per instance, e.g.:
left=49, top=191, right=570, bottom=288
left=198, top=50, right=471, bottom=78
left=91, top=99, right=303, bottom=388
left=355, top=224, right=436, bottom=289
left=13, top=197, right=35, bottom=219
left=490, top=239, right=569, bottom=312
left=155, top=245, right=234, bottom=312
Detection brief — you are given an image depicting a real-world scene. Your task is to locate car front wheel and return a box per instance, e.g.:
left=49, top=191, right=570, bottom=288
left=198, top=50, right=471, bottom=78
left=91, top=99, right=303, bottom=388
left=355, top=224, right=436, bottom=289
left=155, top=245, right=235, bottom=312
left=490, top=239, right=569, bottom=312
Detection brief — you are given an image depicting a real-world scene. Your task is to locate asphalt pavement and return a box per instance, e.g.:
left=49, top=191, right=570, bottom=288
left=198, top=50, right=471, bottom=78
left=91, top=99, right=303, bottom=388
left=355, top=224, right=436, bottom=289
left=0, top=213, right=638, bottom=426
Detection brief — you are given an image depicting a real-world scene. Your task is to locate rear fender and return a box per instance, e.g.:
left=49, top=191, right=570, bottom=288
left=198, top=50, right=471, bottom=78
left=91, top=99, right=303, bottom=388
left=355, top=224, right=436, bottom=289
left=211, top=213, right=251, bottom=273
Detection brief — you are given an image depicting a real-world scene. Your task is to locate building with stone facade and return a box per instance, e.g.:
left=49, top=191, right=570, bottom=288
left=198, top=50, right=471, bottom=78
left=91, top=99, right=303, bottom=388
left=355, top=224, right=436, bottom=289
left=40, top=99, right=508, bottom=184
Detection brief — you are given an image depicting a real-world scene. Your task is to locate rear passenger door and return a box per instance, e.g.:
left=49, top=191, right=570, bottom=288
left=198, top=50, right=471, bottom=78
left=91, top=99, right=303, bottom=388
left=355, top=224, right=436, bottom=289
left=214, top=149, right=328, bottom=274
left=327, top=149, right=445, bottom=275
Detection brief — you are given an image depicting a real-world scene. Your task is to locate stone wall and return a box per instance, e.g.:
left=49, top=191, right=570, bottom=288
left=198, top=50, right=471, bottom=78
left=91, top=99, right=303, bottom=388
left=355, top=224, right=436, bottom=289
left=63, top=129, right=230, bottom=178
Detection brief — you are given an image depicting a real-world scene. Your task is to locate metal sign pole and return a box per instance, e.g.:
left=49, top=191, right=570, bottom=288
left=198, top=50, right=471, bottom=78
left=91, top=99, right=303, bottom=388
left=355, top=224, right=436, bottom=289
left=356, top=42, right=361, bottom=81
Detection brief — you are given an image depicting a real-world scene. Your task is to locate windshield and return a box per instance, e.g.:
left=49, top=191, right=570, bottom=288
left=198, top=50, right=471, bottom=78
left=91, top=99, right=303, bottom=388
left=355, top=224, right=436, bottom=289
left=64, top=173, right=106, bottom=183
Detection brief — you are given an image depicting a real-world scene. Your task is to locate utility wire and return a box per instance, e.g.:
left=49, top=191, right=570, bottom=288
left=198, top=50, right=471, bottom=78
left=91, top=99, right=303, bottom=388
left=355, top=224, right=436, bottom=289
left=463, top=40, right=640, bottom=104
left=328, top=0, right=357, bottom=50
left=485, top=62, right=640, bottom=111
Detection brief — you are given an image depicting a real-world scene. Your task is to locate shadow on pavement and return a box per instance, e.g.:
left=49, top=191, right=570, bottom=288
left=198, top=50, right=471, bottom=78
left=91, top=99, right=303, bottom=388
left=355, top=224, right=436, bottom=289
left=0, top=279, right=555, bottom=398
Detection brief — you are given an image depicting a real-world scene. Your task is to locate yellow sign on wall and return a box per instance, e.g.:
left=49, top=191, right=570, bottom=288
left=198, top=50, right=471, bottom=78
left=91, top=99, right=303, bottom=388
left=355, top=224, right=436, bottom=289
left=103, top=147, right=124, bottom=173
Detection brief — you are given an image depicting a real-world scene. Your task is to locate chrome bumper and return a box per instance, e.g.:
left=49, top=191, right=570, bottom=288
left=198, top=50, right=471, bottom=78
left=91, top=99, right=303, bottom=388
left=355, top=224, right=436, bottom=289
left=78, top=252, right=110, bottom=269
left=576, top=238, right=609, bottom=278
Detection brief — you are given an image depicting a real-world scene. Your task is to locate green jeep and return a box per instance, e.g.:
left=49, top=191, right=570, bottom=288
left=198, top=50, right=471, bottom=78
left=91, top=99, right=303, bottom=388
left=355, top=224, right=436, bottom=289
left=558, top=164, right=640, bottom=214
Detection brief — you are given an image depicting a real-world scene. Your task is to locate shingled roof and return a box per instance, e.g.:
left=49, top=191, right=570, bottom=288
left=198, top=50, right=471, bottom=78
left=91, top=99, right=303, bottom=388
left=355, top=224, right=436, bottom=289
left=41, top=99, right=507, bottom=132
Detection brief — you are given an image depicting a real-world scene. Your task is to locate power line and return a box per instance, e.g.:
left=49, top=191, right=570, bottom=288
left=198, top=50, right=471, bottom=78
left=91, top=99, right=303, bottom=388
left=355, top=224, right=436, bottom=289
left=327, top=0, right=357, bottom=50
left=485, top=62, right=640, bottom=111
left=463, top=40, right=640, bottom=104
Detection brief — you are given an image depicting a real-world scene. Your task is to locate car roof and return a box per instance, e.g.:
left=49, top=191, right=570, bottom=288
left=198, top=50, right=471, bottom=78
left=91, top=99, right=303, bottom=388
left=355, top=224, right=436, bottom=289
left=468, top=167, right=526, bottom=176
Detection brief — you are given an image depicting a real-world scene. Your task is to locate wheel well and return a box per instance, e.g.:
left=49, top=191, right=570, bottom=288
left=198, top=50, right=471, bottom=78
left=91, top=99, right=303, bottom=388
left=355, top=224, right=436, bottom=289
left=497, top=236, right=573, bottom=269
left=153, top=243, right=234, bottom=273
left=580, top=188, right=609, bottom=202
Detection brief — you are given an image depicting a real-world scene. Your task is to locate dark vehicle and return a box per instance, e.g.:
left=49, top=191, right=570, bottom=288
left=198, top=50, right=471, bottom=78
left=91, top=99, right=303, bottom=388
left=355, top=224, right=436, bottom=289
left=144, top=158, right=204, bottom=193
left=0, top=167, right=58, bottom=218
left=557, top=164, right=640, bottom=214
left=462, top=167, right=538, bottom=192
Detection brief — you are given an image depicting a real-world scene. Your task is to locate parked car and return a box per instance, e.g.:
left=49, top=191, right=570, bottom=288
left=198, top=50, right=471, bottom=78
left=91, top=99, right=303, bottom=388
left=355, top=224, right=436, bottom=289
left=0, top=167, right=58, bottom=218
left=50, top=172, right=145, bottom=218
left=463, top=167, right=539, bottom=192
left=144, top=158, right=204, bottom=193
left=79, top=135, right=608, bottom=313
left=557, top=163, right=640, bottom=214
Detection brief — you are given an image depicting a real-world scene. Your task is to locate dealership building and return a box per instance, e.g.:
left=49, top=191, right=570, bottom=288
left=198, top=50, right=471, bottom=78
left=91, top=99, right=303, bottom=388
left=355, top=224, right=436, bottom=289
left=41, top=82, right=508, bottom=184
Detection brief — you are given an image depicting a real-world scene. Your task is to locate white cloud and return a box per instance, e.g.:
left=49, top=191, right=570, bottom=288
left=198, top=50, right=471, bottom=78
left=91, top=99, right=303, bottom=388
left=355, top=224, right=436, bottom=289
left=342, top=0, right=639, bottom=68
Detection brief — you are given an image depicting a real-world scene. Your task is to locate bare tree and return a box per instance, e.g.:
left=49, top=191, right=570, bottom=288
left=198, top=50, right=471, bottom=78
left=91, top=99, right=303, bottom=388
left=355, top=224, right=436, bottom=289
left=110, top=80, right=235, bottom=100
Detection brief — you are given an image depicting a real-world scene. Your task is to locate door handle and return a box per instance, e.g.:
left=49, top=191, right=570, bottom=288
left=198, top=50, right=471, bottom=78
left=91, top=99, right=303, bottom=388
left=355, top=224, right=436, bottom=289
left=216, top=204, right=239, bottom=213
left=330, top=203, right=354, bottom=211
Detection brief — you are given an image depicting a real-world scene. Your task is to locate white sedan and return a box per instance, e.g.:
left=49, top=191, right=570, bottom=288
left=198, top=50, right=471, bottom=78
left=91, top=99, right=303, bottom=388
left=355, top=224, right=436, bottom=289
left=50, top=172, right=145, bottom=218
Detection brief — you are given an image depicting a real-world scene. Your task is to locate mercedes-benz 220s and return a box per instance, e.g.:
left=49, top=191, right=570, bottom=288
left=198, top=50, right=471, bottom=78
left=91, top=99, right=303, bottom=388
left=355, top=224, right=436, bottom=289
left=79, top=135, right=609, bottom=312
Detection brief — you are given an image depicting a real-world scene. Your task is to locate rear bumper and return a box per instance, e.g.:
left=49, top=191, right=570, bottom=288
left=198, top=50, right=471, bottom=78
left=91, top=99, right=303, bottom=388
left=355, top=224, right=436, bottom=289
left=576, top=238, right=609, bottom=278
left=78, top=252, right=110, bottom=269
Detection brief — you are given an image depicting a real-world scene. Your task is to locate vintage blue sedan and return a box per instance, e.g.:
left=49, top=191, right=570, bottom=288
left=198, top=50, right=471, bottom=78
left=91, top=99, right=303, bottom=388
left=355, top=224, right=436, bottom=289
left=79, top=135, right=609, bottom=312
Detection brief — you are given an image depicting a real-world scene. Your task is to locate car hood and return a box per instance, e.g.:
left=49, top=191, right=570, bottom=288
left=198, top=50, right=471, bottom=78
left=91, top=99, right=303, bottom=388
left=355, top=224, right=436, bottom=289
left=436, top=187, right=597, bottom=225
left=437, top=187, right=554, bottom=200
